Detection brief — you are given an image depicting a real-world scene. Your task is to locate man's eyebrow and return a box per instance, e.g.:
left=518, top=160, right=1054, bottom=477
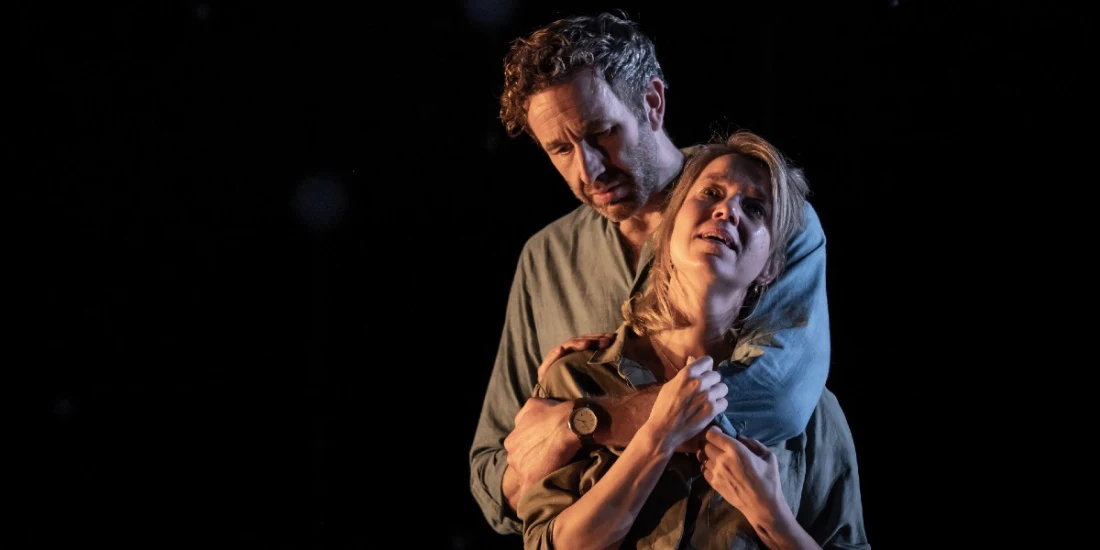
left=541, top=119, right=611, bottom=151
left=583, top=118, right=611, bottom=132
left=542, top=137, right=568, bottom=151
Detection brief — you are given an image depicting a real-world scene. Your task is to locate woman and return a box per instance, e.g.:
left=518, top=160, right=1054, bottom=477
left=518, top=131, right=869, bottom=549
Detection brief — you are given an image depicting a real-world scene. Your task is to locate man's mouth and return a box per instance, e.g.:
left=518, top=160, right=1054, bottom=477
left=591, top=183, right=627, bottom=205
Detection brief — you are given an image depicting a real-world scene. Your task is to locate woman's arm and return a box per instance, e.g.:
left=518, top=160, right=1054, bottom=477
left=702, top=428, right=821, bottom=550
left=522, top=357, right=728, bottom=550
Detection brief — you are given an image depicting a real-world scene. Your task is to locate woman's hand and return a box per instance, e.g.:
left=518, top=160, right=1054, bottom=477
left=699, top=427, right=788, bottom=527
left=644, top=356, right=729, bottom=453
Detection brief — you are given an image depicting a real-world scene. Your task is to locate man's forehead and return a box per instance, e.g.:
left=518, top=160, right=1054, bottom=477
left=527, top=71, right=615, bottom=133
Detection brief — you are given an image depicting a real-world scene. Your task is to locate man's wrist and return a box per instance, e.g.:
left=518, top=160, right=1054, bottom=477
left=501, top=465, right=520, bottom=513
left=566, top=397, right=610, bottom=447
left=594, top=402, right=611, bottom=443
left=590, top=390, right=657, bottom=447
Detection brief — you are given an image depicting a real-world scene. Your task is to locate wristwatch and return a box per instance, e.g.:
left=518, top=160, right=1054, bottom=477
left=568, top=398, right=600, bottom=446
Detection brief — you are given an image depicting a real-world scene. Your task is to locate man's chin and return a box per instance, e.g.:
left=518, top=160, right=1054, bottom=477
left=593, top=201, right=641, bottom=222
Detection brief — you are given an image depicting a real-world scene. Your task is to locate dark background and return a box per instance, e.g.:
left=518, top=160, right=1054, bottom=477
left=15, top=0, right=1090, bottom=548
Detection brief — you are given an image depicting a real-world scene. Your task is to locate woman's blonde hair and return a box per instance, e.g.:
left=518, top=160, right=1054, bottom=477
left=623, top=130, right=810, bottom=335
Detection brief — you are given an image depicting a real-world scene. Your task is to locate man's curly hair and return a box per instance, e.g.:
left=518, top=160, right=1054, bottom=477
left=500, top=12, right=667, bottom=139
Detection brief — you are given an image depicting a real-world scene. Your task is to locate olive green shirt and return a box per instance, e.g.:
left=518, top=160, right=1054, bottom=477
left=518, top=323, right=870, bottom=549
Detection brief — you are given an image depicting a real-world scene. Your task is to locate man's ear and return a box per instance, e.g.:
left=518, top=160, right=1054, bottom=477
left=643, top=77, right=666, bottom=131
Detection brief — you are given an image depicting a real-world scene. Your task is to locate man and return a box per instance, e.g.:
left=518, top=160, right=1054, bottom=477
left=469, top=12, right=832, bottom=536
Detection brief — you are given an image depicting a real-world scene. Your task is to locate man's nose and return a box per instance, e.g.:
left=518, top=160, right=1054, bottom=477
left=576, top=141, right=606, bottom=186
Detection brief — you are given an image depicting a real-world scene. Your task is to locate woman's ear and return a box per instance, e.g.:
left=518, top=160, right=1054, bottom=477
left=755, top=258, right=781, bottom=287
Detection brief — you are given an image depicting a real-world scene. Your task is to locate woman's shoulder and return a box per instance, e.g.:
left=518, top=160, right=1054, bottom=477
left=534, top=349, right=629, bottom=400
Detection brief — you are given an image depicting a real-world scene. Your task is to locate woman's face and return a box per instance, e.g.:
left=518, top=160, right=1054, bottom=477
left=669, top=153, right=774, bottom=294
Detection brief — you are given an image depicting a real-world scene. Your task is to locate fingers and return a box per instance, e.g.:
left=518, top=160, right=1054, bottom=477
left=703, top=438, right=748, bottom=479
left=679, top=431, right=708, bottom=454
left=578, top=332, right=616, bottom=344
left=698, top=370, right=723, bottom=391
left=670, top=359, right=725, bottom=424
left=708, top=380, right=729, bottom=400
left=537, top=346, right=568, bottom=380
left=539, top=333, right=617, bottom=380
left=672, top=356, right=715, bottom=389
left=704, top=424, right=736, bottom=451
left=685, top=355, right=714, bottom=376
left=736, top=435, right=769, bottom=458
left=727, top=433, right=772, bottom=464
left=712, top=397, right=728, bottom=417
left=569, top=333, right=616, bottom=351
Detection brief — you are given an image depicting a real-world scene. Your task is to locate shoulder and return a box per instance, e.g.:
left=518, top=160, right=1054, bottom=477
left=511, top=205, right=600, bottom=285
left=804, top=388, right=858, bottom=461
left=534, top=349, right=614, bottom=400
left=521, top=205, right=602, bottom=255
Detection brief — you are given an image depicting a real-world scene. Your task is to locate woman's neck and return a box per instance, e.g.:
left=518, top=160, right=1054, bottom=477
left=650, top=281, right=745, bottom=373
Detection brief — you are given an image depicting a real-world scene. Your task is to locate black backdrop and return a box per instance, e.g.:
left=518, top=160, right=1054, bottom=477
left=16, top=0, right=1091, bottom=548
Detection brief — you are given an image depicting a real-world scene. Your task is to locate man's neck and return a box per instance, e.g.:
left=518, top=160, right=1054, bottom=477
left=618, top=205, right=663, bottom=255
left=617, top=135, right=685, bottom=270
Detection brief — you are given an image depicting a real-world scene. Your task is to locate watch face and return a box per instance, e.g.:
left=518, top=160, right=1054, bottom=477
left=572, top=407, right=598, bottom=435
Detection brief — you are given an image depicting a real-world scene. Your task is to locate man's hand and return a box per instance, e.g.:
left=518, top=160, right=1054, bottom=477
left=503, top=397, right=581, bottom=512
left=504, top=332, right=615, bottom=513
left=537, top=332, right=616, bottom=381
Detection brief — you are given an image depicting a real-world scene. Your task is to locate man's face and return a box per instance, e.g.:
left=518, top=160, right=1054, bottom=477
left=526, top=70, right=661, bottom=222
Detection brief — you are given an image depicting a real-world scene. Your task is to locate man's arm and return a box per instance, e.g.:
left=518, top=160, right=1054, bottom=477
left=476, top=205, right=830, bottom=527
left=469, top=247, right=543, bottom=535
left=720, top=201, right=831, bottom=446
left=584, top=203, right=830, bottom=449
left=522, top=358, right=728, bottom=550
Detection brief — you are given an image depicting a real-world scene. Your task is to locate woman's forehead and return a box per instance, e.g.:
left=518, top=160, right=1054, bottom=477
left=698, top=154, right=770, bottom=193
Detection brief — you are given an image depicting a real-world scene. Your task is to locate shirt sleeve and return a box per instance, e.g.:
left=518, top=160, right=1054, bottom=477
left=717, top=201, right=832, bottom=446
left=518, top=447, right=618, bottom=550
left=469, top=244, right=544, bottom=535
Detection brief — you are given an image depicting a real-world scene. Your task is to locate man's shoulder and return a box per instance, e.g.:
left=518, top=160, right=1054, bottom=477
left=521, top=204, right=603, bottom=251
left=806, top=388, right=858, bottom=452
left=523, top=204, right=602, bottom=243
